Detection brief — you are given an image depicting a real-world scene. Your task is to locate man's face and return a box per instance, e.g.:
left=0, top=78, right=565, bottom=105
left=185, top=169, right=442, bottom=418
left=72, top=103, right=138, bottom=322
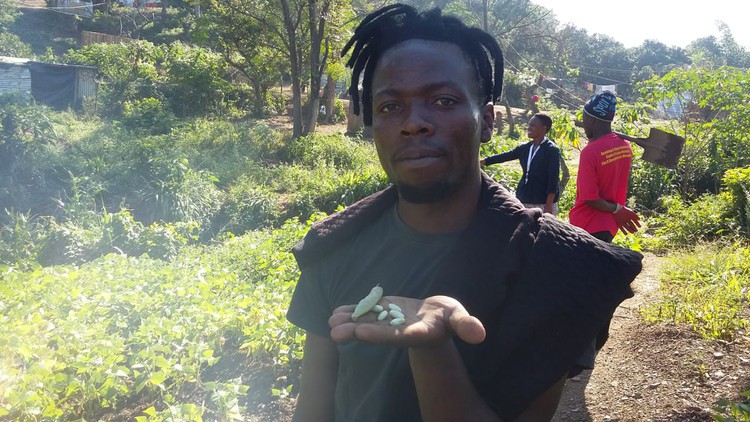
left=370, top=39, right=493, bottom=204
left=582, top=111, right=595, bottom=139
left=527, top=116, right=546, bottom=140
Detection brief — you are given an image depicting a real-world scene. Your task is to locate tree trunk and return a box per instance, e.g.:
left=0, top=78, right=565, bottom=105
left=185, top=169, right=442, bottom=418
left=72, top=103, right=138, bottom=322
left=280, top=0, right=303, bottom=138
left=323, top=75, right=336, bottom=123
left=500, top=95, right=515, bottom=136
left=302, top=0, right=329, bottom=136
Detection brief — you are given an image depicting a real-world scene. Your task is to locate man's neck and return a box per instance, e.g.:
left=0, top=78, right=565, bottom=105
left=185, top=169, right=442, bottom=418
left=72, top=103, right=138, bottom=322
left=590, top=130, right=612, bottom=141
left=396, top=174, right=482, bottom=234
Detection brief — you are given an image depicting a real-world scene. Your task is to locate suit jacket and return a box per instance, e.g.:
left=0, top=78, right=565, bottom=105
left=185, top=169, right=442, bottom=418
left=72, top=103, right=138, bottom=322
left=484, top=137, right=561, bottom=204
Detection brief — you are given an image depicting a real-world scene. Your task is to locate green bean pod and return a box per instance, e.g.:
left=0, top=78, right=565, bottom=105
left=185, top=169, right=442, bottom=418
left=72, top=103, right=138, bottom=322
left=351, top=285, right=383, bottom=321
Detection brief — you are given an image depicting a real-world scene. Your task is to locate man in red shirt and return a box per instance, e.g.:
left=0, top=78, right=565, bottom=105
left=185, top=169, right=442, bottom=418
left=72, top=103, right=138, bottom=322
left=569, top=91, right=640, bottom=242
left=568, top=91, right=641, bottom=375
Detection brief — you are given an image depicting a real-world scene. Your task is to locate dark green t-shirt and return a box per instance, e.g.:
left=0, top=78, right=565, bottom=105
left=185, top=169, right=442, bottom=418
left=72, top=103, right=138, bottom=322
left=288, top=205, right=461, bottom=421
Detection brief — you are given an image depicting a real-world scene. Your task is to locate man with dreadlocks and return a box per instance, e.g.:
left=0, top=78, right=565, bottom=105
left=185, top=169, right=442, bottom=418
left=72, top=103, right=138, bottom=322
left=286, top=4, right=642, bottom=421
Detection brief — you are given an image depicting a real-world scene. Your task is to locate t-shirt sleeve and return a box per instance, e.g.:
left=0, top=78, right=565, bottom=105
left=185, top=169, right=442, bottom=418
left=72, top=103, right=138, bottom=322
left=286, top=264, right=334, bottom=338
left=575, top=147, right=600, bottom=201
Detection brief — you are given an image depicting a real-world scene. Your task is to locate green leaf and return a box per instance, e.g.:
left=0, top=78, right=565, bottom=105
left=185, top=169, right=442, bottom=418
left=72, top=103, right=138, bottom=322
left=149, top=371, right=167, bottom=386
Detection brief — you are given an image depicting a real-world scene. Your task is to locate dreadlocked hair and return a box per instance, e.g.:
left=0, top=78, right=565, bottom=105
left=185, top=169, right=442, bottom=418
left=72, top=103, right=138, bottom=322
left=341, top=3, right=504, bottom=126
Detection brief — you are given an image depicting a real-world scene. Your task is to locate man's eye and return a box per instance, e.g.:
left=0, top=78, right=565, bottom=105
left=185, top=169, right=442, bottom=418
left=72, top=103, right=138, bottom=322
left=378, top=103, right=399, bottom=113
left=435, top=97, right=457, bottom=106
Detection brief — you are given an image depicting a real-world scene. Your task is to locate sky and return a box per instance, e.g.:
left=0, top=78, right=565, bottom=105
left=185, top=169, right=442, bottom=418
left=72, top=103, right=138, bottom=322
left=529, top=0, right=750, bottom=49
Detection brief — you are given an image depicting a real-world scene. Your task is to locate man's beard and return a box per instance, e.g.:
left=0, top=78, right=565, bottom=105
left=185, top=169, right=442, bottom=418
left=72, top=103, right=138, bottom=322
left=395, top=180, right=459, bottom=204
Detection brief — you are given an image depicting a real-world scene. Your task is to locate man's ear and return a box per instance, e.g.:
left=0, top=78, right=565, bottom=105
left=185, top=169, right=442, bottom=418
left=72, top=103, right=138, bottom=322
left=480, top=103, right=494, bottom=144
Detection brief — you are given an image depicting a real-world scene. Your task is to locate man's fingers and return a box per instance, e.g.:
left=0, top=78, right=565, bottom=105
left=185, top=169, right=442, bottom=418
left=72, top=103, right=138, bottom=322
left=448, top=307, right=486, bottom=344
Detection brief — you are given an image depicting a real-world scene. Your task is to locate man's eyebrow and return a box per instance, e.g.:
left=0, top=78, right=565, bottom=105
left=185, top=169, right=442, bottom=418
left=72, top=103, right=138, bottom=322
left=373, top=81, right=464, bottom=98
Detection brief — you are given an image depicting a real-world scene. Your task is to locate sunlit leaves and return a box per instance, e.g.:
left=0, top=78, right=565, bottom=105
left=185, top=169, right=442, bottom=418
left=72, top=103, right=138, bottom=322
left=0, top=218, right=312, bottom=420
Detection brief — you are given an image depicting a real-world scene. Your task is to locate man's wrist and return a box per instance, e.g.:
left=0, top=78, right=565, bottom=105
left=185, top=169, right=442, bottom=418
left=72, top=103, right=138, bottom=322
left=612, top=203, right=623, bottom=214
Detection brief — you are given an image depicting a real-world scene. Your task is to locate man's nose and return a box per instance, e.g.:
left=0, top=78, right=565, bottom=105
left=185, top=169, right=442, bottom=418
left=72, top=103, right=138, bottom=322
left=400, top=104, right=435, bottom=136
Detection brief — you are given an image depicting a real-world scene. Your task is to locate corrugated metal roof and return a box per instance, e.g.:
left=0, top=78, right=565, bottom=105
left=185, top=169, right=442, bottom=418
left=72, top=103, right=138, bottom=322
left=0, top=56, right=32, bottom=66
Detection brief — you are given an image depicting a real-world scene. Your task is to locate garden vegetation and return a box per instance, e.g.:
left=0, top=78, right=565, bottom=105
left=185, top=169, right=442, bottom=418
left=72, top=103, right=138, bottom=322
left=1, top=0, right=750, bottom=420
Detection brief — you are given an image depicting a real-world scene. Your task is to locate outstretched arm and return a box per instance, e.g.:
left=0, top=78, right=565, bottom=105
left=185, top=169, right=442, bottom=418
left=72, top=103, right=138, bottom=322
left=292, top=333, right=338, bottom=422
left=584, top=199, right=641, bottom=234
left=330, top=296, right=499, bottom=421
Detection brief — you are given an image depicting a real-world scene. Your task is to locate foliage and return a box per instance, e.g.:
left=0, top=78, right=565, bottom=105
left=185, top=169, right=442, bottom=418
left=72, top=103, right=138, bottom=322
left=133, top=156, right=224, bottom=227
left=0, top=209, right=45, bottom=271
left=0, top=0, right=18, bottom=28
left=282, top=132, right=375, bottom=169
left=122, top=97, right=176, bottom=134
left=36, top=208, right=200, bottom=265
left=64, top=40, right=164, bottom=117
left=162, top=41, right=232, bottom=117
left=0, top=92, right=59, bottom=215
left=0, top=31, right=32, bottom=57
left=179, top=120, right=285, bottom=181
left=640, top=243, right=750, bottom=341
left=643, top=193, right=739, bottom=251
left=628, top=158, right=678, bottom=211
left=638, top=66, right=750, bottom=199
left=330, top=98, right=347, bottom=124
left=714, top=390, right=750, bottom=422
left=0, top=216, right=309, bottom=420
left=223, top=178, right=280, bottom=234
left=64, top=40, right=236, bottom=118
left=723, top=166, right=750, bottom=235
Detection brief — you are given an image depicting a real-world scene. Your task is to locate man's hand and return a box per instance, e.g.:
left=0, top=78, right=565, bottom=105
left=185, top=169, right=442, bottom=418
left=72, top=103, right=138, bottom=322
left=614, top=206, right=641, bottom=234
left=329, top=295, right=486, bottom=347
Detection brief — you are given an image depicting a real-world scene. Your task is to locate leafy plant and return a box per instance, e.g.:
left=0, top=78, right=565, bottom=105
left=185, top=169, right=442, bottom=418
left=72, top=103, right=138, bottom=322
left=0, top=216, right=312, bottom=420
left=640, top=243, right=750, bottom=341
left=643, top=193, right=739, bottom=251
left=723, top=166, right=750, bottom=235
left=714, top=390, right=750, bottom=422
left=122, top=97, right=176, bottom=135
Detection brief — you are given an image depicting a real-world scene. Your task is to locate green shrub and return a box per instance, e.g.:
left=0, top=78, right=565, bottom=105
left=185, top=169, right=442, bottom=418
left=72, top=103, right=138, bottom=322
left=0, top=209, right=45, bottom=270
left=640, top=243, right=750, bottom=341
left=36, top=209, right=200, bottom=265
left=132, top=156, right=224, bottom=228
left=723, top=166, right=750, bottom=235
left=264, top=90, right=287, bottom=116
left=0, top=92, right=61, bottom=214
left=176, top=120, right=285, bottom=186
left=121, top=97, right=176, bottom=135
left=64, top=40, right=164, bottom=117
left=0, top=31, right=32, bottom=57
left=643, top=193, right=739, bottom=251
left=714, top=390, right=750, bottom=422
left=0, top=219, right=307, bottom=421
left=331, top=98, right=347, bottom=123
left=282, top=132, right=377, bottom=170
left=284, top=169, right=387, bottom=222
left=162, top=42, right=231, bottom=118
left=223, top=180, right=279, bottom=234
left=628, top=157, right=677, bottom=211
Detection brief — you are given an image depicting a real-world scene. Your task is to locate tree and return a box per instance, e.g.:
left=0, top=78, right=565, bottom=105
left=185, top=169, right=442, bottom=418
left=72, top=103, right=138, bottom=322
left=206, top=0, right=352, bottom=138
left=639, top=66, right=750, bottom=198
left=686, top=22, right=750, bottom=70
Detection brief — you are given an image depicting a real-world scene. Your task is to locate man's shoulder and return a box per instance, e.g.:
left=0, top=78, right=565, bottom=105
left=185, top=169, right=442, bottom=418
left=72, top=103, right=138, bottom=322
left=292, top=186, right=398, bottom=267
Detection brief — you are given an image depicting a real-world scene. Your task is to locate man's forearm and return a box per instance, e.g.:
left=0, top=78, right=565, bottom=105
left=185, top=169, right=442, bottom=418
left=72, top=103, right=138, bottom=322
left=584, top=198, right=618, bottom=213
left=409, top=341, right=501, bottom=422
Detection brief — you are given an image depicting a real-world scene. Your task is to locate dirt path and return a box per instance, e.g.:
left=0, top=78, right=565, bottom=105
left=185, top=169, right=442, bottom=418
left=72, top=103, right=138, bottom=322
left=552, top=252, right=750, bottom=422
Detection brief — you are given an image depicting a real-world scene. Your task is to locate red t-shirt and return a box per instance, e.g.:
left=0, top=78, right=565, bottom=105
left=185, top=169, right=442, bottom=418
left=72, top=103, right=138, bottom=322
left=569, top=133, right=632, bottom=237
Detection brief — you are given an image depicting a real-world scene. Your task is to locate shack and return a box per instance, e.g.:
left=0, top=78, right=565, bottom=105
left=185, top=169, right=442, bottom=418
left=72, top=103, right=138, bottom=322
left=0, top=56, right=97, bottom=110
